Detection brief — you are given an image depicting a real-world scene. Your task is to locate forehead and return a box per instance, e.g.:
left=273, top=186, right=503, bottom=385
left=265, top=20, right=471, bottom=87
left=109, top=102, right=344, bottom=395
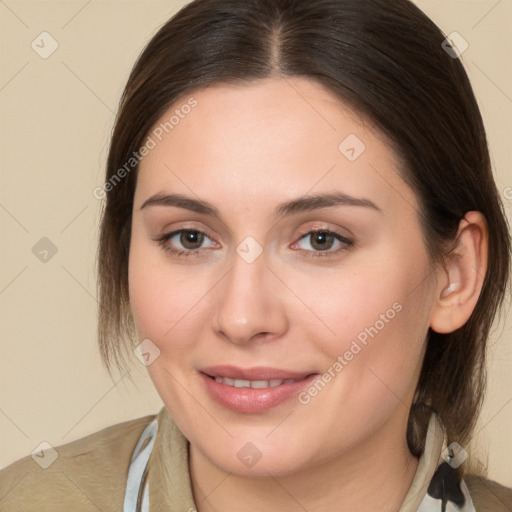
left=135, top=77, right=418, bottom=217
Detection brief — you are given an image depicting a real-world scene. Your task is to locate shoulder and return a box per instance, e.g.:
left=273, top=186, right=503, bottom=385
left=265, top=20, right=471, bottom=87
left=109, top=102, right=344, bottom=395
left=0, top=413, right=155, bottom=512
left=465, top=473, right=512, bottom=512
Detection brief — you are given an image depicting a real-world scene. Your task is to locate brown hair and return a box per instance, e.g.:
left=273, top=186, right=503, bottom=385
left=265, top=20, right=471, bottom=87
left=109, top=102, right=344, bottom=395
left=96, top=0, right=511, bottom=470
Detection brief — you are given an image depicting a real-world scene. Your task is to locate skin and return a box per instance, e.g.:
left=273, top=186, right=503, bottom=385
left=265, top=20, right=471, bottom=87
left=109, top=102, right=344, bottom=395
left=128, top=77, right=488, bottom=512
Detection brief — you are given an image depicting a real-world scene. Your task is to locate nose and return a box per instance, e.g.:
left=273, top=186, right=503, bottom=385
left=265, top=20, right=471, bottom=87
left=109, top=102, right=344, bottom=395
left=210, top=246, right=289, bottom=346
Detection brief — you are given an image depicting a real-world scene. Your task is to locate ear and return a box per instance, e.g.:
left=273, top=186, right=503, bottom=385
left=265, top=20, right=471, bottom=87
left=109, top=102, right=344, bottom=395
left=429, top=211, right=488, bottom=334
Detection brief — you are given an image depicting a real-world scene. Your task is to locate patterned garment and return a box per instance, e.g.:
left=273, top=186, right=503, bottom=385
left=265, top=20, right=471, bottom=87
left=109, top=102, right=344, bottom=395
left=418, top=461, right=475, bottom=511
left=123, top=411, right=477, bottom=512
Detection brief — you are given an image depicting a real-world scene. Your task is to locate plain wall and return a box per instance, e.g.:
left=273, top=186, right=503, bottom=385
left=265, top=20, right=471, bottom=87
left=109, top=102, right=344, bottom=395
left=1, top=0, right=511, bottom=486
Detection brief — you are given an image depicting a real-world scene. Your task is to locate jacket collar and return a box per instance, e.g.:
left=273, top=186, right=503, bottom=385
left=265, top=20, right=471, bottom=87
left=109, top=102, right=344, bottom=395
left=147, top=406, right=196, bottom=510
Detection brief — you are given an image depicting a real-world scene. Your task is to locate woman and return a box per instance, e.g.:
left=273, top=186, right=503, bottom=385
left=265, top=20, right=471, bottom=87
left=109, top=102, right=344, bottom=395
left=1, top=0, right=511, bottom=510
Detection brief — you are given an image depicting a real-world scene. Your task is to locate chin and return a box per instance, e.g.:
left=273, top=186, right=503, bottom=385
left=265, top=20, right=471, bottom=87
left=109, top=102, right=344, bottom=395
left=192, top=432, right=318, bottom=478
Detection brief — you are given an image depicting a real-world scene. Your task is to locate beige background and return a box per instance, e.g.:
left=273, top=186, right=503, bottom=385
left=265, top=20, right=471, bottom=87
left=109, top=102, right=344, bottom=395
left=1, top=0, right=511, bottom=486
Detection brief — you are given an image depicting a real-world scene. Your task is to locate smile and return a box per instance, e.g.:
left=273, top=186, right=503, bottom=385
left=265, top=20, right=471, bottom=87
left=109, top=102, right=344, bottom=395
left=199, top=366, right=319, bottom=413
left=211, top=376, right=306, bottom=388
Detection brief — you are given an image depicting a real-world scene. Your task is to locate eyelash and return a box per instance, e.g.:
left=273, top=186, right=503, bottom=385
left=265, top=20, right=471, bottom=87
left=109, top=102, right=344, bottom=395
left=155, top=227, right=355, bottom=259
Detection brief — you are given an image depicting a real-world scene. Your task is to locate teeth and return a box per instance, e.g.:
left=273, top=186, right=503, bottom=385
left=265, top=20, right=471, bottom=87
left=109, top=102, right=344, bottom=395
left=250, top=380, right=268, bottom=388
left=213, top=376, right=302, bottom=388
left=233, top=379, right=251, bottom=388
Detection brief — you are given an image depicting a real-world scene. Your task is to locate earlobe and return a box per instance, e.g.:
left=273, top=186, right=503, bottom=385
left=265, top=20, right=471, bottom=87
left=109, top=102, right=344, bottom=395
left=429, top=211, right=488, bottom=334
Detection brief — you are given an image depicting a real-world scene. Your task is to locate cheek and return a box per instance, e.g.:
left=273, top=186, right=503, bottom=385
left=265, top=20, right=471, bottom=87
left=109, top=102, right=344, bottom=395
left=297, top=245, right=420, bottom=345
left=128, top=240, right=204, bottom=413
left=128, top=234, right=215, bottom=361
left=128, top=234, right=178, bottom=340
left=301, top=241, right=431, bottom=393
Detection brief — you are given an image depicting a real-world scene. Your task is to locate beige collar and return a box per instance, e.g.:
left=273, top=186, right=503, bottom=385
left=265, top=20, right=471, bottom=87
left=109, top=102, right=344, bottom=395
left=148, top=406, right=446, bottom=511
left=147, top=406, right=196, bottom=510
left=399, top=412, right=446, bottom=511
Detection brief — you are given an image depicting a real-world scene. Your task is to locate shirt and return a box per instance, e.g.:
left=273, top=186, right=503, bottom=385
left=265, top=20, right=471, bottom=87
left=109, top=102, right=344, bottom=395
left=1, top=406, right=511, bottom=511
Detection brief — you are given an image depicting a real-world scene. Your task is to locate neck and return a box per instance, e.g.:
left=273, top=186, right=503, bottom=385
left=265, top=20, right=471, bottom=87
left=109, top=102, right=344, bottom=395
left=189, top=411, right=419, bottom=512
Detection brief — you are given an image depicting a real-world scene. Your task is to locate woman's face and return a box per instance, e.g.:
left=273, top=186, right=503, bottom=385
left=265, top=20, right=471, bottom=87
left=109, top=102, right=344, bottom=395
left=128, top=77, right=440, bottom=476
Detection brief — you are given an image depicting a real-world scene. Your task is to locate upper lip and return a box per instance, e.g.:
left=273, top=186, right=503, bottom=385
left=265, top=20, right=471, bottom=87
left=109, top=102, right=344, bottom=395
left=200, top=365, right=316, bottom=381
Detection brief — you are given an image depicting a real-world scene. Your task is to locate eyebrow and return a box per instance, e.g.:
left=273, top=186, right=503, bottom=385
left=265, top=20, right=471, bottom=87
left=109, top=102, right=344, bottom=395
left=139, top=191, right=383, bottom=217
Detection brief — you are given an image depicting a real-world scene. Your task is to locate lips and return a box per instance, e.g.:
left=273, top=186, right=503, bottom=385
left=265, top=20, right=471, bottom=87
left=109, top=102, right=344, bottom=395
left=199, top=365, right=318, bottom=413
left=212, top=376, right=303, bottom=388
left=200, top=364, right=314, bottom=381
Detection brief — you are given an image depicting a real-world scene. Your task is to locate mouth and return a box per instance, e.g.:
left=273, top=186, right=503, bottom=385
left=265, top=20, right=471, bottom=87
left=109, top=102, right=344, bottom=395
left=198, top=365, right=319, bottom=413
left=200, top=364, right=315, bottom=380
left=206, top=375, right=309, bottom=388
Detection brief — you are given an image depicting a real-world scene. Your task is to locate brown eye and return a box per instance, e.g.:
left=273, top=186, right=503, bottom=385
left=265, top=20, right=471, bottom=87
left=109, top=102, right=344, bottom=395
left=179, top=230, right=205, bottom=250
left=293, top=229, right=354, bottom=258
left=309, top=231, right=336, bottom=251
left=156, top=228, right=216, bottom=257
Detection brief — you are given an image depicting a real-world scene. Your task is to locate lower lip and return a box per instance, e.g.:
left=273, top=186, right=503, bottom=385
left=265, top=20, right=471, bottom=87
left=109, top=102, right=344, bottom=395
left=199, top=372, right=319, bottom=413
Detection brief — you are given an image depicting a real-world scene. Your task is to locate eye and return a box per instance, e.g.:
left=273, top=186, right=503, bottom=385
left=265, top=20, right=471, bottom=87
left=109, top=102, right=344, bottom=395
left=155, top=227, right=354, bottom=259
left=156, top=229, right=217, bottom=257
left=293, top=229, right=354, bottom=257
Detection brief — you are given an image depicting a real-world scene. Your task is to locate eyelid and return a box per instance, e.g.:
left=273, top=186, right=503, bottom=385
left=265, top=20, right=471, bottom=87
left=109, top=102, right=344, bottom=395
left=155, top=221, right=217, bottom=242
left=294, top=222, right=352, bottom=240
